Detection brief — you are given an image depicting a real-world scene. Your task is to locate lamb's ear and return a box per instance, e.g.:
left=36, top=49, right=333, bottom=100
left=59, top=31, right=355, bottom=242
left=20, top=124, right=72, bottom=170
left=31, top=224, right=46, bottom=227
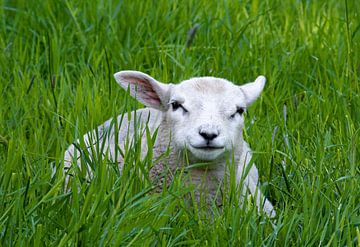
left=114, top=70, right=170, bottom=111
left=239, top=75, right=266, bottom=106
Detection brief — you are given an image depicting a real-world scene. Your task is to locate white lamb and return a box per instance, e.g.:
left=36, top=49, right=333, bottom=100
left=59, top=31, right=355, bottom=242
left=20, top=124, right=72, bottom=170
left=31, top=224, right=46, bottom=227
left=64, top=70, right=276, bottom=217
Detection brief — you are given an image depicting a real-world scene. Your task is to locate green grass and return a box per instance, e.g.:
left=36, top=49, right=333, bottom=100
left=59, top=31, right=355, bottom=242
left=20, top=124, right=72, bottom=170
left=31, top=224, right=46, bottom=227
left=1, top=0, right=360, bottom=246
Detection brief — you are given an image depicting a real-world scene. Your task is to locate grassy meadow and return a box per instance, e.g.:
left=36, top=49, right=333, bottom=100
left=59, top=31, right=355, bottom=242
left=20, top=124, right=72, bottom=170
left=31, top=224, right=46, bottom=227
left=1, top=0, right=360, bottom=246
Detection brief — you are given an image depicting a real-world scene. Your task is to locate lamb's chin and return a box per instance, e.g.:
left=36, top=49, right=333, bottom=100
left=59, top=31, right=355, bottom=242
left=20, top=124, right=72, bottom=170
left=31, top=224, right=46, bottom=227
left=187, top=147, right=226, bottom=161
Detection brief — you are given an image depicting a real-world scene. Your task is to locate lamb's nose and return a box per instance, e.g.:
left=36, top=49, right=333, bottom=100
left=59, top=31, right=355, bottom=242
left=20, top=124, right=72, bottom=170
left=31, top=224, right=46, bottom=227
left=199, top=130, right=218, bottom=141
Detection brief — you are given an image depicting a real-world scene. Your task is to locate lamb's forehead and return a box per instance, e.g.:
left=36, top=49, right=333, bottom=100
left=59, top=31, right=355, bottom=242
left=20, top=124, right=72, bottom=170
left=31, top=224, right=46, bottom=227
left=178, top=76, right=234, bottom=92
left=172, top=76, right=245, bottom=103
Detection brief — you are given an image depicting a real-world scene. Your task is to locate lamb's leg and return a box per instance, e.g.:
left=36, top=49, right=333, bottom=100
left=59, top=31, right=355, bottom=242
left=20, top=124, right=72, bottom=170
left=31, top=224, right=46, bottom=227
left=63, top=142, right=96, bottom=191
left=63, top=144, right=78, bottom=191
left=237, top=148, right=276, bottom=218
left=245, top=175, right=276, bottom=218
left=63, top=127, right=106, bottom=191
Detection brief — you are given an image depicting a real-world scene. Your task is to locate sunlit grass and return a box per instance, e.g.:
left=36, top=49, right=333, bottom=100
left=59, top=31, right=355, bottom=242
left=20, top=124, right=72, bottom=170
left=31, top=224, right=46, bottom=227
left=0, top=0, right=359, bottom=245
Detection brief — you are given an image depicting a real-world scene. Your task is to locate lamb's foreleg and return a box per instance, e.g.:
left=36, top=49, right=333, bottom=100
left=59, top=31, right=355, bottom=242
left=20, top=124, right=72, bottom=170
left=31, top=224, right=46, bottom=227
left=245, top=175, right=276, bottom=218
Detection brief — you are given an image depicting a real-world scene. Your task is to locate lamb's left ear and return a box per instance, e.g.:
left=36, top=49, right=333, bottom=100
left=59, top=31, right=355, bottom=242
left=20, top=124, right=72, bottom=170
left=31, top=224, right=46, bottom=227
left=114, top=71, right=171, bottom=111
left=239, top=75, right=266, bottom=106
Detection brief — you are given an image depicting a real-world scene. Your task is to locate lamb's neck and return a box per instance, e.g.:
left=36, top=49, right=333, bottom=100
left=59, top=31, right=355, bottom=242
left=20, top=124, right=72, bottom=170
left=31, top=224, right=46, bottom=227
left=153, top=118, right=173, bottom=152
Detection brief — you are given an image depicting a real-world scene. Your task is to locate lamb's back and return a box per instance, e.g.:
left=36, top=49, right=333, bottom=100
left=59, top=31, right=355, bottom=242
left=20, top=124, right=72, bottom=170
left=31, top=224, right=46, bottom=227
left=63, top=108, right=162, bottom=176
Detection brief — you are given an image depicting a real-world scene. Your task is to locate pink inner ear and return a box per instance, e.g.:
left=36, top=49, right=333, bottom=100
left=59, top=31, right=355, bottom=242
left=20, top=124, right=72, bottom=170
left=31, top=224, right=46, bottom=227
left=127, top=77, right=162, bottom=106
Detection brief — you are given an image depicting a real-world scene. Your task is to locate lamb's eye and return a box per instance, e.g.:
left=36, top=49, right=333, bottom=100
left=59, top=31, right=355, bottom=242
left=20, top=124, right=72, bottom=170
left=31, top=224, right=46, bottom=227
left=236, top=107, right=244, bottom=115
left=171, top=101, right=180, bottom=110
left=230, top=107, right=245, bottom=118
left=171, top=101, right=188, bottom=113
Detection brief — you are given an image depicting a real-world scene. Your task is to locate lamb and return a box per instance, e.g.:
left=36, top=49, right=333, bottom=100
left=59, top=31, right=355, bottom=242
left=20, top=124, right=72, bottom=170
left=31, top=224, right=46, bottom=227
left=64, top=70, right=276, bottom=217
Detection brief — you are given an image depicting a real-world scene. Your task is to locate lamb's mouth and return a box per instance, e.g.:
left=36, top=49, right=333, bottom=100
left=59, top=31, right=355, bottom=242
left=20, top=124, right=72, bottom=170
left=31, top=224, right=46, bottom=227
left=190, top=145, right=224, bottom=151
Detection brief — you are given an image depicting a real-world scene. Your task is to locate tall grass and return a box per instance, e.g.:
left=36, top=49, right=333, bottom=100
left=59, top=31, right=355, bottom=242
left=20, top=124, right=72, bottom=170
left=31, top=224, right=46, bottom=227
left=1, top=0, right=359, bottom=245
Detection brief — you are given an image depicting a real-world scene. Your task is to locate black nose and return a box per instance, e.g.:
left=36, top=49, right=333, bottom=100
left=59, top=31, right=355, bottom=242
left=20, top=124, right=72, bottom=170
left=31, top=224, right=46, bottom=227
left=199, top=131, right=218, bottom=141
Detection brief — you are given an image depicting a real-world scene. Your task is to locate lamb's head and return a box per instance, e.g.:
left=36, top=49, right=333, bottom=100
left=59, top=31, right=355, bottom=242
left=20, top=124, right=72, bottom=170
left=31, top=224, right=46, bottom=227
left=114, top=71, right=265, bottom=162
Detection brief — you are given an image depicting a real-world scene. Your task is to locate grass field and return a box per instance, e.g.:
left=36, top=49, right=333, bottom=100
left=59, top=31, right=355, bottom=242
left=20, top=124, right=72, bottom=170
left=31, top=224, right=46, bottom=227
left=1, top=0, right=360, bottom=246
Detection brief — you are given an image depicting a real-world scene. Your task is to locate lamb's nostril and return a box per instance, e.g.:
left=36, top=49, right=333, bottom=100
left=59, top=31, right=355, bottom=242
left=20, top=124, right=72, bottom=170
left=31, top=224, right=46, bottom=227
left=199, top=131, right=218, bottom=141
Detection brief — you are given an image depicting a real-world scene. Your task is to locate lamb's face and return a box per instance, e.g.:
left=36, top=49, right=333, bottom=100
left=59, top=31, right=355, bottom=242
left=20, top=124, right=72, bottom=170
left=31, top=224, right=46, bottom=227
left=166, top=78, right=247, bottom=161
left=114, top=71, right=265, bottom=162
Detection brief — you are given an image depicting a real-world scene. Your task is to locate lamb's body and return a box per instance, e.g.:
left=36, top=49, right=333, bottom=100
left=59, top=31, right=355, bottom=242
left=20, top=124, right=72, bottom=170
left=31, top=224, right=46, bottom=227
left=64, top=71, right=275, bottom=217
left=64, top=108, right=161, bottom=170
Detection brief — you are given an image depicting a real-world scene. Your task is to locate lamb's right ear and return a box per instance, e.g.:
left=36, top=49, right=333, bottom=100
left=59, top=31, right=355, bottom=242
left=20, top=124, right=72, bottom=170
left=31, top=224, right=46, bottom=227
left=114, top=71, right=170, bottom=111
